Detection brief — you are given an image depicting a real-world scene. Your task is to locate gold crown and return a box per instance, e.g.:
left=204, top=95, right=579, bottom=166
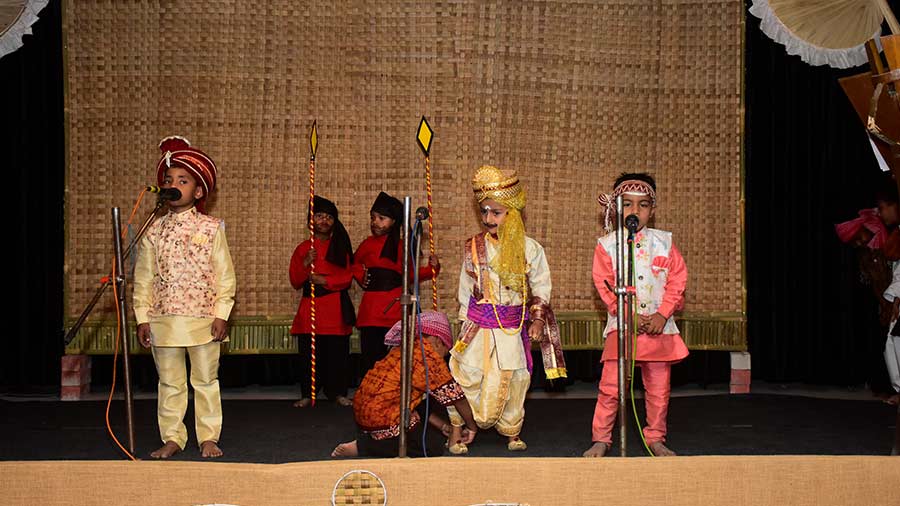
left=472, top=165, right=524, bottom=207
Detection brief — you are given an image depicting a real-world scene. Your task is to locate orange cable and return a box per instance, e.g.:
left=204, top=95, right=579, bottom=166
left=106, top=257, right=137, bottom=461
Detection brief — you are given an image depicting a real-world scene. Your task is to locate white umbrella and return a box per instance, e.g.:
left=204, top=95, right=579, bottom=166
left=750, top=0, right=899, bottom=68
left=0, top=0, right=49, bottom=60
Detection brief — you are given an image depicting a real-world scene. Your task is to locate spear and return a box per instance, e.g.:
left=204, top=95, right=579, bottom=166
left=416, top=116, right=438, bottom=310
left=308, top=120, right=319, bottom=407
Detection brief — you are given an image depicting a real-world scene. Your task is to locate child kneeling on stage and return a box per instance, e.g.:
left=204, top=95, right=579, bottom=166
left=584, top=172, right=688, bottom=458
left=332, top=311, right=478, bottom=458
left=134, top=136, right=236, bottom=459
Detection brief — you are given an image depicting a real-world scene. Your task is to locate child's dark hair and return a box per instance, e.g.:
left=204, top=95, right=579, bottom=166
left=614, top=172, right=656, bottom=191
left=875, top=173, right=899, bottom=204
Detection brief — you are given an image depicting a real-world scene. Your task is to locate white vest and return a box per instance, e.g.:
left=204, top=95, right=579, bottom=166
left=598, top=228, right=680, bottom=336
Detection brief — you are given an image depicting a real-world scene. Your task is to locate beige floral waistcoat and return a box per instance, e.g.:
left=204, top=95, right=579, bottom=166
left=147, top=210, right=222, bottom=319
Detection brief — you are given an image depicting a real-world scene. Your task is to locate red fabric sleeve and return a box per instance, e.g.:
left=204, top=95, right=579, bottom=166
left=656, top=244, right=687, bottom=319
left=289, top=241, right=311, bottom=290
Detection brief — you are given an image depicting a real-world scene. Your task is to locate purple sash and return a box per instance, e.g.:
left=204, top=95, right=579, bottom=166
left=465, top=296, right=533, bottom=372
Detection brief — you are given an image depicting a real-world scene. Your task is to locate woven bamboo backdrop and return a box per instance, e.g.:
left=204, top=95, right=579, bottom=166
left=63, top=0, right=743, bottom=324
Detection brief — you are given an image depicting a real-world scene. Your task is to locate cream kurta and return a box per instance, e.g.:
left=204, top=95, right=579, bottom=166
left=453, top=236, right=551, bottom=370
left=448, top=235, right=551, bottom=436
left=133, top=208, right=236, bottom=347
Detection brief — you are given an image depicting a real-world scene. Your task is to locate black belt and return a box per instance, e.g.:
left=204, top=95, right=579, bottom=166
left=365, top=267, right=402, bottom=292
left=302, top=281, right=356, bottom=326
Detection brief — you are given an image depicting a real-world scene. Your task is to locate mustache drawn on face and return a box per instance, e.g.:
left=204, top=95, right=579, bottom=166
left=482, top=222, right=498, bottom=229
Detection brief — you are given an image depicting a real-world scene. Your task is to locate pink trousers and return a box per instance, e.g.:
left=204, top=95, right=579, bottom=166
left=590, top=360, right=672, bottom=444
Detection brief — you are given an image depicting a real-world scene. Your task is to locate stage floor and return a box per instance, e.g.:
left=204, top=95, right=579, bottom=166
left=1, top=386, right=896, bottom=462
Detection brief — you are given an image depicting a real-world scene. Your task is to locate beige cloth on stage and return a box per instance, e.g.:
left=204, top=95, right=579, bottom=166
left=447, top=235, right=551, bottom=436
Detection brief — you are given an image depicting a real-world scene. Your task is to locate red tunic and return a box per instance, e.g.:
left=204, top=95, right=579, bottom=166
left=352, top=234, right=440, bottom=328
left=289, top=237, right=353, bottom=335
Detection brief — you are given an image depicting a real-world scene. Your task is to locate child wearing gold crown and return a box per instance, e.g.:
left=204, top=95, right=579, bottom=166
left=133, top=136, right=236, bottom=459
left=583, top=172, right=688, bottom=458
left=446, top=165, right=566, bottom=454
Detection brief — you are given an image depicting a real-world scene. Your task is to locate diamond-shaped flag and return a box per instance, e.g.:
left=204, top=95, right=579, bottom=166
left=416, top=116, right=434, bottom=156
left=310, top=120, right=318, bottom=159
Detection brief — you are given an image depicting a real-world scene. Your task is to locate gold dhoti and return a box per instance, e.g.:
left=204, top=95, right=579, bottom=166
left=447, top=327, right=530, bottom=437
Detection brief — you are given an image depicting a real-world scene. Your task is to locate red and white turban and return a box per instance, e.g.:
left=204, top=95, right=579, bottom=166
left=597, top=179, right=657, bottom=232
left=156, top=136, right=218, bottom=213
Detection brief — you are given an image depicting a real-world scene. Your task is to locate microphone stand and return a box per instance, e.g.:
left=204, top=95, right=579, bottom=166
left=398, top=202, right=428, bottom=458
left=63, top=197, right=166, bottom=455
left=398, top=197, right=414, bottom=457
left=111, top=207, right=136, bottom=453
left=64, top=198, right=166, bottom=346
left=612, top=195, right=637, bottom=457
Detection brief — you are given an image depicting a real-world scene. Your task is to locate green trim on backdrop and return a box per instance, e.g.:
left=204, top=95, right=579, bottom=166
left=64, top=312, right=746, bottom=355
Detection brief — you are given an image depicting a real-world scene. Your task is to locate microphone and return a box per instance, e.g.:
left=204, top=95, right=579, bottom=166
left=146, top=186, right=182, bottom=201
left=415, top=206, right=429, bottom=220
left=625, top=214, right=640, bottom=236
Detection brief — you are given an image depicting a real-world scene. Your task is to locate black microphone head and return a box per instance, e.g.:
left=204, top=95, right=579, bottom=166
left=625, top=214, right=640, bottom=232
left=415, top=206, right=429, bottom=220
left=158, top=188, right=182, bottom=202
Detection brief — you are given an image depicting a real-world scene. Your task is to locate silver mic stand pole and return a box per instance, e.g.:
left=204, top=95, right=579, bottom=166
left=613, top=194, right=634, bottom=457
left=398, top=197, right=414, bottom=457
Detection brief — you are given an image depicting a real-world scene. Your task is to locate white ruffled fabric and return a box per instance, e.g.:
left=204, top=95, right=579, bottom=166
left=0, top=0, right=50, bottom=60
left=749, top=0, right=879, bottom=69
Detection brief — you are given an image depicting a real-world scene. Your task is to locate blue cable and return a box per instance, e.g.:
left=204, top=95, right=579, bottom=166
left=409, top=219, right=430, bottom=456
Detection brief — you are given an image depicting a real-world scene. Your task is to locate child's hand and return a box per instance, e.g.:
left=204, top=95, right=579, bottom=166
left=528, top=319, right=545, bottom=342
left=211, top=318, right=228, bottom=342
left=303, top=248, right=317, bottom=267
left=461, top=427, right=477, bottom=445
left=310, top=273, right=327, bottom=286
left=640, top=313, right=667, bottom=335
left=137, top=323, right=152, bottom=349
left=361, top=266, right=370, bottom=289
left=428, top=254, right=440, bottom=270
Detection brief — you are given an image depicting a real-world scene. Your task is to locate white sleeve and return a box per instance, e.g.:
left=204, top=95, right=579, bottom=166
left=884, top=261, right=900, bottom=302
left=527, top=239, right=552, bottom=303
left=457, top=260, right=474, bottom=321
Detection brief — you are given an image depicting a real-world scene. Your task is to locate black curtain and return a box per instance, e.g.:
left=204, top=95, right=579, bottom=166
left=2, top=0, right=895, bottom=390
left=0, top=0, right=64, bottom=392
left=746, top=1, right=894, bottom=389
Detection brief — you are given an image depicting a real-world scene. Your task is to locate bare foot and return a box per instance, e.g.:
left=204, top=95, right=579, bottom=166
left=649, top=441, right=676, bottom=456
left=150, top=441, right=182, bottom=459
left=332, top=440, right=358, bottom=458
left=200, top=440, right=223, bottom=458
left=582, top=442, right=609, bottom=458
left=293, top=398, right=312, bottom=408
left=335, top=395, right=353, bottom=407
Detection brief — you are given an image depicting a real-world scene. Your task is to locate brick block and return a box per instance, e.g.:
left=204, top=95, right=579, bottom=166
left=61, top=354, right=91, bottom=372
left=730, top=368, right=751, bottom=386
left=729, top=383, right=751, bottom=394
left=61, top=384, right=90, bottom=401
left=61, top=368, right=91, bottom=387
left=730, top=351, right=751, bottom=370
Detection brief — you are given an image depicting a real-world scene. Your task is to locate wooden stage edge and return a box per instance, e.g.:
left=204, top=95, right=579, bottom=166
left=2, top=455, right=898, bottom=506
